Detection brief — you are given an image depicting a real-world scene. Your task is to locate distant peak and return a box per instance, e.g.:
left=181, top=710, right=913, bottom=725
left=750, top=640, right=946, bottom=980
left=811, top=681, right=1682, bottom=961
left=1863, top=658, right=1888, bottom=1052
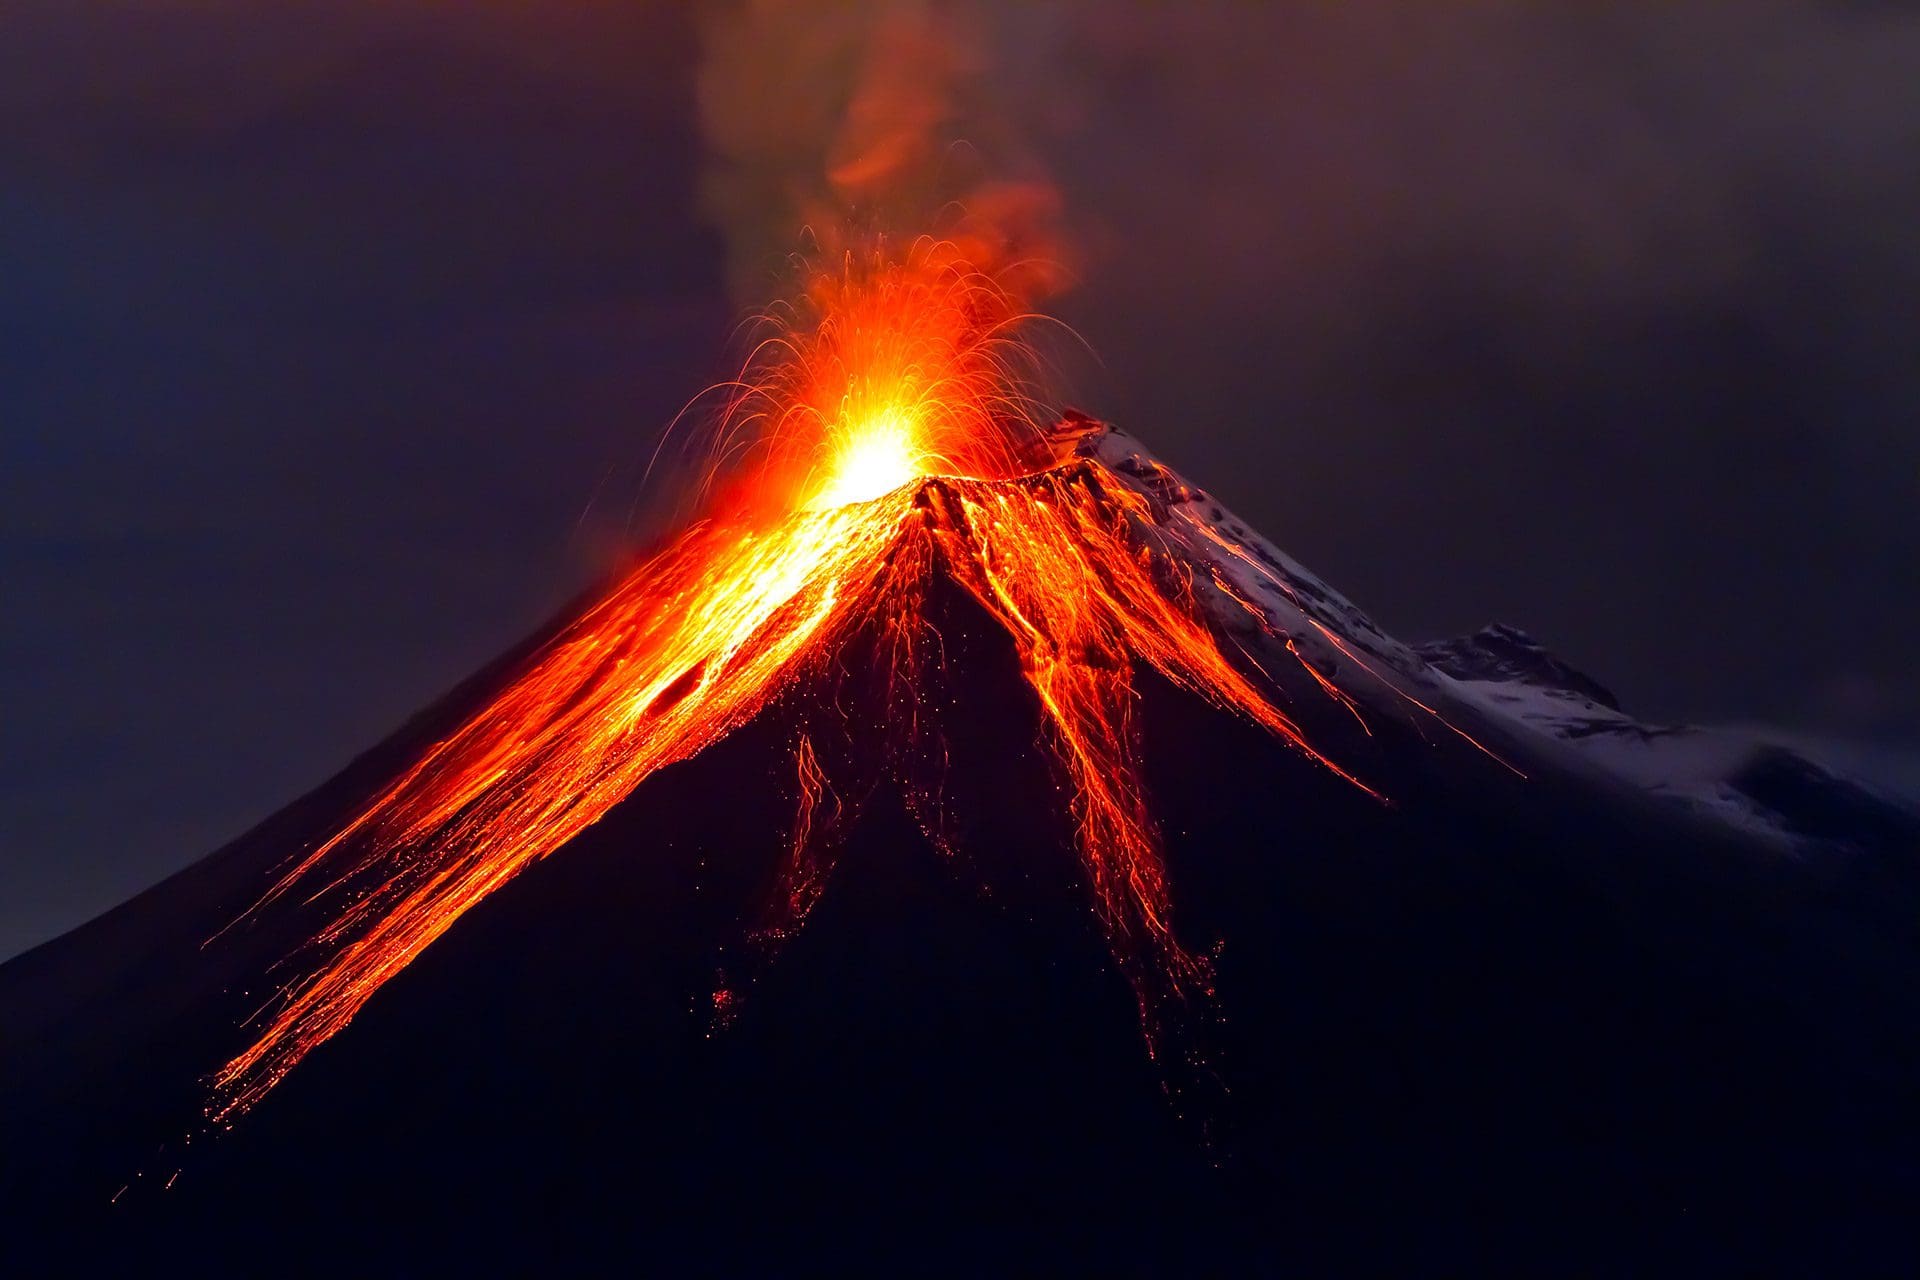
left=1417, top=624, right=1622, bottom=712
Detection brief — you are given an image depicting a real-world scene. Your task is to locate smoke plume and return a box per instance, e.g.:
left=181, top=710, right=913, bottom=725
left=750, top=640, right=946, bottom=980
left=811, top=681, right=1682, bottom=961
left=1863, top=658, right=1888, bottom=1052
left=694, top=0, right=1070, bottom=305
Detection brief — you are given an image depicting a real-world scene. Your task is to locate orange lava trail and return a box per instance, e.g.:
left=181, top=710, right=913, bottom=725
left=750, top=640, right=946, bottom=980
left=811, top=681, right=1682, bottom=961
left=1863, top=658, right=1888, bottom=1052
left=1183, top=511, right=1523, bottom=777
left=215, top=494, right=920, bottom=1117
left=775, top=732, right=842, bottom=936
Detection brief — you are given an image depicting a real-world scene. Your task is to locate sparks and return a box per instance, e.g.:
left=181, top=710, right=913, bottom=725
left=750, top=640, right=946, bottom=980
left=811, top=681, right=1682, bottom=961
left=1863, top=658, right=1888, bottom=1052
left=207, top=238, right=1456, bottom=1122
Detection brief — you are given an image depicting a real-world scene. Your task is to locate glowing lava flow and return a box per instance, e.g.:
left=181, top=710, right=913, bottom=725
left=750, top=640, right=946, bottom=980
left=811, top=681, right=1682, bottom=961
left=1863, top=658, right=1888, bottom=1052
left=211, top=244, right=1387, bottom=1120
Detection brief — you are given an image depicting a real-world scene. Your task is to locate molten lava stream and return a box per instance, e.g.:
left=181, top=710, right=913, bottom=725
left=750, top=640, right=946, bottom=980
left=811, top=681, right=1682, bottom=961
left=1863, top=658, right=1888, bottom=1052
left=215, top=490, right=920, bottom=1118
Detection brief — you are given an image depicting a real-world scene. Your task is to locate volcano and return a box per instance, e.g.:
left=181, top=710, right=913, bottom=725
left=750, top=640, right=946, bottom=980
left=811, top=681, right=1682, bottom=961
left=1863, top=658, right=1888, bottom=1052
left=7, top=404, right=1920, bottom=1272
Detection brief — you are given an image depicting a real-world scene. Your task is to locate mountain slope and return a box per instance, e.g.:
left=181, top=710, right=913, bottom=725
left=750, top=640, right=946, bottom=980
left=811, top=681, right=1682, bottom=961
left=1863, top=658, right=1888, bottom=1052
left=5, top=421, right=1918, bottom=1273
left=1087, top=420, right=1917, bottom=851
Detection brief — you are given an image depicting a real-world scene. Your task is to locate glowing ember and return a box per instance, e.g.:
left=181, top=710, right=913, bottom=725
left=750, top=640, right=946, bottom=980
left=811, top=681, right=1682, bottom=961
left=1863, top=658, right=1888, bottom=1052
left=207, top=239, right=1444, bottom=1123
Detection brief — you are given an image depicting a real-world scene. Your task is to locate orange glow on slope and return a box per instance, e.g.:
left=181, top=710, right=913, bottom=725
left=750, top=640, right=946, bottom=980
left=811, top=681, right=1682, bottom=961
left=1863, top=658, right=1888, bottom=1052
left=215, top=491, right=922, bottom=1116
left=208, top=241, right=1433, bottom=1121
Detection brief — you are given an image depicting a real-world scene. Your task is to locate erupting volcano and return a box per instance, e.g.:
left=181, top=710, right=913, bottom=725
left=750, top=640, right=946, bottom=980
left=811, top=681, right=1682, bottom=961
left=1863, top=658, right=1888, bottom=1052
left=12, top=2, right=1920, bottom=1270
left=8, top=240, right=1920, bottom=1275
left=208, top=240, right=1477, bottom=1121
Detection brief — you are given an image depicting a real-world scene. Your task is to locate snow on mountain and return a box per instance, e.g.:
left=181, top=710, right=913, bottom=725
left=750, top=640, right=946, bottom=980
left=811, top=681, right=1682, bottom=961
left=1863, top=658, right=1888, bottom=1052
left=1080, top=420, right=1919, bottom=851
left=1424, top=627, right=1920, bottom=849
left=1080, top=419, right=1426, bottom=679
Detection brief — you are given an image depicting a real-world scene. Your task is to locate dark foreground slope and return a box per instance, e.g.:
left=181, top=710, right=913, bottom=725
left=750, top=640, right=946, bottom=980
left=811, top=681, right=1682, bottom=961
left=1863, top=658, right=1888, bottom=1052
left=5, top=566, right=1920, bottom=1275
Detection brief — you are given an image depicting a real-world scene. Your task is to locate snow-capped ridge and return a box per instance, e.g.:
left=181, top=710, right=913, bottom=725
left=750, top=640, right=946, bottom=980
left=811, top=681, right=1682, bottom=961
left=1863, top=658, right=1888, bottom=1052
left=1069, top=417, right=1916, bottom=853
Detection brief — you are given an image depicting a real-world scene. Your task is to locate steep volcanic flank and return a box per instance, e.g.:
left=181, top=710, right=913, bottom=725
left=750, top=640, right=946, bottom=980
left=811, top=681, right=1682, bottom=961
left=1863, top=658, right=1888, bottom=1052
left=203, top=415, right=1421, bottom=1123
left=6, top=416, right=1920, bottom=1272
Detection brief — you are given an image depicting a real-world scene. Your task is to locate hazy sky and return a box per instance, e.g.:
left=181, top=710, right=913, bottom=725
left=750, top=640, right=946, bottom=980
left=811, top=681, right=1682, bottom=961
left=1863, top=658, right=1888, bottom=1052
left=5, top=1, right=1918, bottom=958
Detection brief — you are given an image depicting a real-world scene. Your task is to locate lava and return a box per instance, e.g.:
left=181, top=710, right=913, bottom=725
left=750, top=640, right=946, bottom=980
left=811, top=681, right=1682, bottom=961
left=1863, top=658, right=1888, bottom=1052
left=210, top=240, right=1411, bottom=1121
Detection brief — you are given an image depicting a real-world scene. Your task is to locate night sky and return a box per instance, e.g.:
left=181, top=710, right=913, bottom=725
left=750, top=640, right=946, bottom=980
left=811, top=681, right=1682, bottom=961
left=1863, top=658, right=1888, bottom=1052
left=6, top=1, right=1918, bottom=960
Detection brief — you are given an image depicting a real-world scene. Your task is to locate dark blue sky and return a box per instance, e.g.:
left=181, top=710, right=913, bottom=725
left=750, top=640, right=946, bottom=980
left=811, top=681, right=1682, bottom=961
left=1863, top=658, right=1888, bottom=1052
left=5, top=1, right=1918, bottom=959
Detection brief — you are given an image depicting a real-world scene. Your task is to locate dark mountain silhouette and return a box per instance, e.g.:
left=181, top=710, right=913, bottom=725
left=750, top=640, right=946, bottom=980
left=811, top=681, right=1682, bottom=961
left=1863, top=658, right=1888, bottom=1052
left=5, top=425, right=1918, bottom=1274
